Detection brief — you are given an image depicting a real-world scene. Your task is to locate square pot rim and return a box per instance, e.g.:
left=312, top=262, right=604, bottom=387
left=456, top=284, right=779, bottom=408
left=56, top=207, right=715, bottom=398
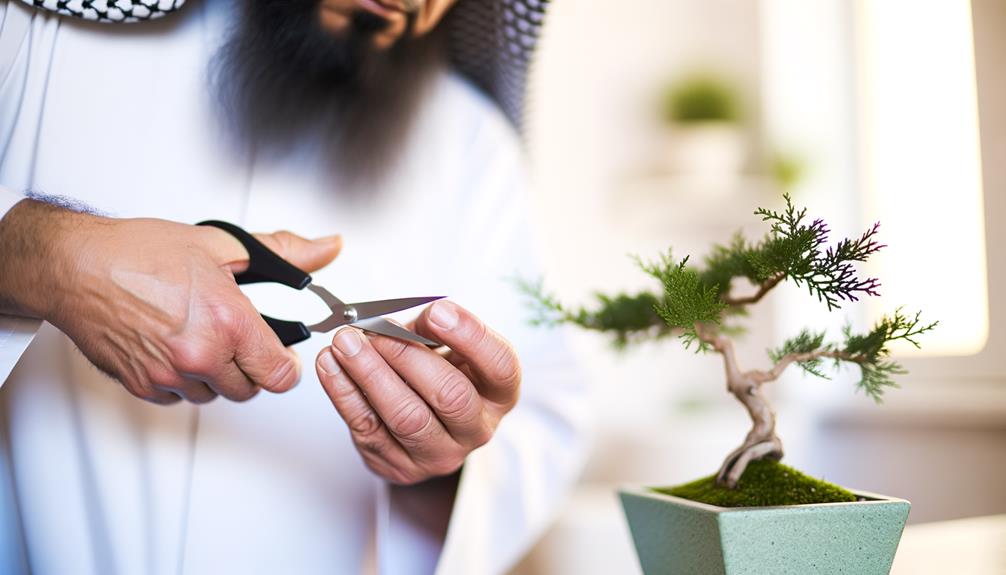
left=619, top=484, right=910, bottom=514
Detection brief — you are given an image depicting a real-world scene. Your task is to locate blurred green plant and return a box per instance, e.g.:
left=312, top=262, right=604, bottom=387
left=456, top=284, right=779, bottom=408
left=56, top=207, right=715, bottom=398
left=662, top=73, right=741, bottom=125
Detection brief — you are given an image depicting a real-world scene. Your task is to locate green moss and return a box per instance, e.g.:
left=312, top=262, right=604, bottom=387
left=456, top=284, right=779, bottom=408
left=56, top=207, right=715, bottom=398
left=653, top=460, right=858, bottom=508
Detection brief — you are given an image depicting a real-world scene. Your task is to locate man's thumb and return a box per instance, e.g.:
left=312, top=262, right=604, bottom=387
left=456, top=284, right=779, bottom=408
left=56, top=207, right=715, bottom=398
left=252, top=230, right=343, bottom=273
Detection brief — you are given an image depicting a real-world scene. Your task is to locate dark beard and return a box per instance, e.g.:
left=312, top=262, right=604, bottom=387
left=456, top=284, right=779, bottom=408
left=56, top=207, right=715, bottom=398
left=212, top=0, right=445, bottom=188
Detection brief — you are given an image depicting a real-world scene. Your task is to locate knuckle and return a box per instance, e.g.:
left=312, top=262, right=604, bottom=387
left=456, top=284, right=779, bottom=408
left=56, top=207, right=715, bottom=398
left=470, top=319, right=491, bottom=348
left=207, top=300, right=247, bottom=335
left=147, top=365, right=183, bottom=389
left=327, top=376, right=360, bottom=401
left=171, top=338, right=217, bottom=376
left=487, top=337, right=519, bottom=378
left=355, top=357, right=387, bottom=384
left=375, top=336, right=410, bottom=363
left=263, top=356, right=297, bottom=391
left=273, top=230, right=296, bottom=244
left=489, top=342, right=522, bottom=393
left=348, top=408, right=384, bottom=440
left=434, top=373, right=477, bottom=420
left=355, top=433, right=386, bottom=456
left=388, top=400, right=434, bottom=441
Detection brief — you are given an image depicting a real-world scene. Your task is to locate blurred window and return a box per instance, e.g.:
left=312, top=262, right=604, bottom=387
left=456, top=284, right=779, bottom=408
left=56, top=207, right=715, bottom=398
left=854, top=0, right=989, bottom=358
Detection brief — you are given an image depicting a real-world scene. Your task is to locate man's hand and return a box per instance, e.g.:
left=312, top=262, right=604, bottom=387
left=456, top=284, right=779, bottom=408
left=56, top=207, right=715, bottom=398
left=315, top=300, right=520, bottom=485
left=0, top=199, right=342, bottom=404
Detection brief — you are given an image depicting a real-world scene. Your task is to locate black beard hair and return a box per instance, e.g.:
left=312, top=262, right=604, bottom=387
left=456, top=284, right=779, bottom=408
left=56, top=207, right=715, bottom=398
left=212, top=0, right=446, bottom=190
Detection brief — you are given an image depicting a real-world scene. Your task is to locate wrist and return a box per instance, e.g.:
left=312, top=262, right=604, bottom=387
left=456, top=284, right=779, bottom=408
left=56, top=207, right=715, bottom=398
left=0, top=199, right=104, bottom=321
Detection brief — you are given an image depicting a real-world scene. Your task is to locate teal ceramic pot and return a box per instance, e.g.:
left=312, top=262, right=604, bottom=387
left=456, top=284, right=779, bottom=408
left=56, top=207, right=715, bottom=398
left=619, top=486, right=910, bottom=575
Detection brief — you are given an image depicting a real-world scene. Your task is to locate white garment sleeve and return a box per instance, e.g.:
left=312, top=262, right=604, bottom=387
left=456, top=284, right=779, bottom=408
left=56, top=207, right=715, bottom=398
left=0, top=186, right=40, bottom=388
left=379, top=105, right=593, bottom=575
left=0, top=2, right=49, bottom=389
left=0, top=185, right=23, bottom=218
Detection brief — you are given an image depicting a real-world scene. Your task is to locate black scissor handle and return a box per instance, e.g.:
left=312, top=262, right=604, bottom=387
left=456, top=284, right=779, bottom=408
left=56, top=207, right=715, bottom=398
left=198, top=220, right=312, bottom=288
left=261, top=316, right=312, bottom=347
left=198, top=220, right=313, bottom=346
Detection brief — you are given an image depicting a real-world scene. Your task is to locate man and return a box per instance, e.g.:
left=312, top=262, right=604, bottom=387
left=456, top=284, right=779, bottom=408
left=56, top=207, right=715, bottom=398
left=0, top=0, right=589, bottom=573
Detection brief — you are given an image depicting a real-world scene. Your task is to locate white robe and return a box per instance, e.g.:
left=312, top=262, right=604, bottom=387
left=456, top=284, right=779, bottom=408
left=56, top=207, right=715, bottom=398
left=0, top=1, right=591, bottom=573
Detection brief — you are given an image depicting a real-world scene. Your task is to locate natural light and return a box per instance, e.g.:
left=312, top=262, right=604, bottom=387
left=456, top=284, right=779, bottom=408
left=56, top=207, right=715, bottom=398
left=855, top=0, right=988, bottom=356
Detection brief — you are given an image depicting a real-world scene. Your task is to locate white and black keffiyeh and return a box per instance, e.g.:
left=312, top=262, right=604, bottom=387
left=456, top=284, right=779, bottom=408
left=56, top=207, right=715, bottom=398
left=17, top=0, right=549, bottom=126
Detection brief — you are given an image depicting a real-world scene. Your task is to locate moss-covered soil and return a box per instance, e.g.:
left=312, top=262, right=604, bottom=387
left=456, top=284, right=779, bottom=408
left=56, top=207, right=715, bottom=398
left=653, top=460, right=858, bottom=508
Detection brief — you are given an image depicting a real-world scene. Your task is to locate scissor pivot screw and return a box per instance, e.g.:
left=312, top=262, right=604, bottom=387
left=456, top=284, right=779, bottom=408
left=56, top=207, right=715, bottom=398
left=343, top=306, right=358, bottom=323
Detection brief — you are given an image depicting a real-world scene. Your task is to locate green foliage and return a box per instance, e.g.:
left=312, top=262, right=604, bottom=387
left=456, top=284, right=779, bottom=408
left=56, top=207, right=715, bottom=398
left=515, top=278, right=671, bottom=348
left=638, top=253, right=727, bottom=348
left=840, top=308, right=938, bottom=401
left=655, top=460, right=857, bottom=507
left=662, top=73, right=741, bottom=124
left=699, top=232, right=763, bottom=295
left=752, top=195, right=883, bottom=310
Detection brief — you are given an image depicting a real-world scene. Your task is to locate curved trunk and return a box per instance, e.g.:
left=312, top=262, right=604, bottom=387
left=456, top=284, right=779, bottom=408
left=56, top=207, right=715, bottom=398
left=715, top=380, right=783, bottom=488
left=702, top=328, right=784, bottom=489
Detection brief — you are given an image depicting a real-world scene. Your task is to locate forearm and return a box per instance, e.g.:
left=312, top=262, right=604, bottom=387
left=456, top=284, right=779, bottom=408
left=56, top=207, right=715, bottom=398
left=0, top=198, right=90, bottom=319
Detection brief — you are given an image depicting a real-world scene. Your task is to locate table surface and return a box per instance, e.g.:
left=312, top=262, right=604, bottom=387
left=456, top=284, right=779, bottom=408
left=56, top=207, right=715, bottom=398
left=891, top=514, right=1006, bottom=574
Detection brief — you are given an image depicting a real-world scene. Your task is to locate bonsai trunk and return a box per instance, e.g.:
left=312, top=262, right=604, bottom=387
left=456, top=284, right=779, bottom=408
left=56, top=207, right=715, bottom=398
left=697, top=325, right=784, bottom=489
left=715, top=379, right=783, bottom=488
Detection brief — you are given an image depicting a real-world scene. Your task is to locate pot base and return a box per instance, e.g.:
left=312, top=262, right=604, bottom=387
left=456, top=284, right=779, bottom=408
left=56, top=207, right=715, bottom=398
left=620, top=486, right=910, bottom=574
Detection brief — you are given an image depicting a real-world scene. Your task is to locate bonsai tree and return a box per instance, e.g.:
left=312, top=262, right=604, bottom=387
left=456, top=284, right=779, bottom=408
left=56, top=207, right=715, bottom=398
left=522, top=194, right=936, bottom=492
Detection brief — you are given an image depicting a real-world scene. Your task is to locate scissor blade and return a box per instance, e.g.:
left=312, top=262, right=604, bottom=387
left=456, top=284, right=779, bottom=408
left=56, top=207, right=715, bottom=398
left=348, top=296, right=445, bottom=322
left=307, top=284, right=347, bottom=311
left=354, top=318, right=441, bottom=347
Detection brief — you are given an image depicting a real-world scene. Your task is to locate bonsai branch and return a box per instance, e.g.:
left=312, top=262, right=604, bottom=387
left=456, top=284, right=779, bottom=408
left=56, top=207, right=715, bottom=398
left=720, top=273, right=784, bottom=307
left=755, top=349, right=855, bottom=383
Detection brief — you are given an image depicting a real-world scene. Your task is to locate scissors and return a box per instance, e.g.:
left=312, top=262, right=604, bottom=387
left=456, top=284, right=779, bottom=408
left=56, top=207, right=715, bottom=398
left=199, top=220, right=444, bottom=347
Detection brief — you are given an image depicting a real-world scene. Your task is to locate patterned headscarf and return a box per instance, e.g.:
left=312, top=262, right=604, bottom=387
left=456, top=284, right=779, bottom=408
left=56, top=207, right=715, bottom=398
left=19, top=0, right=549, bottom=126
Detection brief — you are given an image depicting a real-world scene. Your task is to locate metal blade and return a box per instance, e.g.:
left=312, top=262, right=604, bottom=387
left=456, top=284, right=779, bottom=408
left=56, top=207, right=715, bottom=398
left=347, top=296, right=445, bottom=322
left=307, top=284, right=347, bottom=311
left=354, top=318, right=442, bottom=347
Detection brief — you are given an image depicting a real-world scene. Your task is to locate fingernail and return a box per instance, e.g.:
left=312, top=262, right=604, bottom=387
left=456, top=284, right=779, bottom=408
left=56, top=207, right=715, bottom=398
left=429, top=300, right=459, bottom=330
left=334, top=328, right=363, bottom=357
left=317, top=349, right=341, bottom=375
left=316, top=234, right=341, bottom=245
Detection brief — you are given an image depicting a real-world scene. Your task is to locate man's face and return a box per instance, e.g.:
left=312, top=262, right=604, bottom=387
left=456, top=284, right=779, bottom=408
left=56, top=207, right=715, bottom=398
left=317, top=0, right=459, bottom=50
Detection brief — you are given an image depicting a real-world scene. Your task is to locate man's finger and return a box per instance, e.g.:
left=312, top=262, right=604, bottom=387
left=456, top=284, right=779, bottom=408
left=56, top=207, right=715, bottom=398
left=203, top=225, right=342, bottom=274
left=367, top=334, right=491, bottom=447
left=158, top=378, right=218, bottom=404
left=414, top=300, right=520, bottom=408
left=253, top=230, right=342, bottom=273
left=127, top=384, right=183, bottom=405
left=231, top=310, right=302, bottom=393
left=328, top=327, right=454, bottom=453
left=204, top=361, right=260, bottom=402
left=316, top=347, right=421, bottom=483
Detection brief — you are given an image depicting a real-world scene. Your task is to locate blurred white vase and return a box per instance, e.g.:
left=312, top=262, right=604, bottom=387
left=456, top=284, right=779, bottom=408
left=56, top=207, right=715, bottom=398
left=662, top=122, right=747, bottom=191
